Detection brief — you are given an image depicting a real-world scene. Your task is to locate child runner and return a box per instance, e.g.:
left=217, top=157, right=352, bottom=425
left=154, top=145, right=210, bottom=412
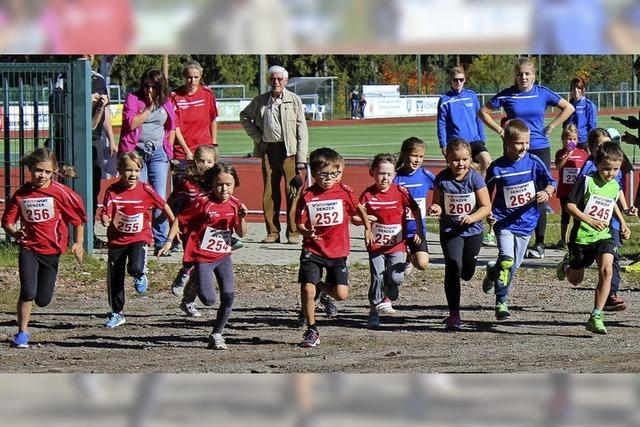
left=296, top=147, right=372, bottom=347
left=482, top=119, right=556, bottom=320
left=167, top=144, right=217, bottom=298
left=356, top=153, right=423, bottom=329
left=427, top=138, right=491, bottom=331
left=392, top=137, right=433, bottom=272
left=556, top=141, right=631, bottom=334
left=575, top=128, right=636, bottom=311
left=158, top=162, right=247, bottom=350
left=553, top=124, right=588, bottom=249
left=100, top=152, right=175, bottom=328
left=1, top=148, right=86, bottom=348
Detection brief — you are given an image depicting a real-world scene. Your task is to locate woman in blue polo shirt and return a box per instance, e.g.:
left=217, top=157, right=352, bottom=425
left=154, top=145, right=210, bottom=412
left=478, top=57, right=574, bottom=259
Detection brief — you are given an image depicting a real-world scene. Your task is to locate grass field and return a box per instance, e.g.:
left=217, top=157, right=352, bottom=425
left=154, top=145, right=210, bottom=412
left=216, top=115, right=640, bottom=160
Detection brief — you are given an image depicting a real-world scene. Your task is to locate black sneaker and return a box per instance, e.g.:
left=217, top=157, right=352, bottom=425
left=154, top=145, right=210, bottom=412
left=527, top=243, right=545, bottom=259
left=93, top=236, right=107, bottom=249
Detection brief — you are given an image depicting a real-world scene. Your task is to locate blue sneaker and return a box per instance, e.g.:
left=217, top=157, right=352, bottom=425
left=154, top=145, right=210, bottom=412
left=105, top=312, right=126, bottom=328
left=11, top=331, right=29, bottom=348
left=133, top=275, right=148, bottom=294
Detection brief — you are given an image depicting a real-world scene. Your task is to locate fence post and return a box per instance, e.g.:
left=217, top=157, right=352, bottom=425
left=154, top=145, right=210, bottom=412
left=70, top=59, right=93, bottom=254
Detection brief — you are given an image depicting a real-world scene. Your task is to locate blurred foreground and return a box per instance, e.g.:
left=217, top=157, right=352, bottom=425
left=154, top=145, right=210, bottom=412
left=1, top=374, right=639, bottom=427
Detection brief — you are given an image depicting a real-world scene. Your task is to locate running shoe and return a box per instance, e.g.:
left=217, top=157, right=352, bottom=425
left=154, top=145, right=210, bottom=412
left=495, top=259, right=514, bottom=289
left=604, top=294, right=627, bottom=312
left=376, top=298, right=396, bottom=315
left=104, top=312, right=126, bottom=328
left=548, top=240, right=567, bottom=250
left=482, top=232, right=497, bottom=247
left=133, top=274, right=148, bottom=294
left=586, top=313, right=606, bottom=334
left=180, top=301, right=202, bottom=317
left=319, top=294, right=338, bottom=317
left=556, top=253, right=571, bottom=281
left=10, top=331, right=29, bottom=348
left=171, top=271, right=189, bottom=297
left=301, top=328, right=320, bottom=348
left=495, top=301, right=511, bottom=320
left=209, top=333, right=227, bottom=350
left=527, top=243, right=545, bottom=259
left=482, top=261, right=496, bottom=294
left=622, top=261, right=640, bottom=273
left=231, top=237, right=245, bottom=251
left=367, top=310, right=380, bottom=329
left=443, top=315, right=462, bottom=332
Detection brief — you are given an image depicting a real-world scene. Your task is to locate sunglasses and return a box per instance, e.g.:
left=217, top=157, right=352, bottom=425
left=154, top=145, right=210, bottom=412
left=317, top=171, right=341, bottom=179
left=144, top=84, right=158, bottom=89
left=452, top=78, right=465, bottom=82
left=270, top=77, right=285, bottom=82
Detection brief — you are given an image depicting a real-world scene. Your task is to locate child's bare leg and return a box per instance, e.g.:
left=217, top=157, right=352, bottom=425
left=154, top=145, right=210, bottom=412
left=325, top=284, right=348, bottom=301
left=594, top=254, right=614, bottom=311
left=17, top=299, right=32, bottom=332
left=412, top=251, right=429, bottom=270
left=301, top=283, right=316, bottom=325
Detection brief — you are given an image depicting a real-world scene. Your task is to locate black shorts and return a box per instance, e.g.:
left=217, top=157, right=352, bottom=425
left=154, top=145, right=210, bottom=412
left=18, top=247, right=60, bottom=307
left=568, top=239, right=617, bottom=270
left=298, top=250, right=349, bottom=286
left=470, top=140, right=488, bottom=159
left=407, top=235, right=429, bottom=254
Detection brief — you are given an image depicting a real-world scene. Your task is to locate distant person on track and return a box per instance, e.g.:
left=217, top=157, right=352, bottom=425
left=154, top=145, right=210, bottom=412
left=437, top=66, right=490, bottom=176
left=427, top=138, right=491, bottom=332
left=563, top=77, right=597, bottom=147
left=170, top=60, right=218, bottom=189
left=359, top=93, right=367, bottom=119
left=556, top=141, right=631, bottom=335
left=1, top=148, right=86, bottom=348
left=392, top=137, right=433, bottom=272
left=118, top=68, right=176, bottom=256
left=295, top=147, right=372, bottom=348
left=240, top=65, right=308, bottom=244
left=479, top=57, right=574, bottom=259
left=350, top=87, right=360, bottom=119
left=355, top=153, right=424, bottom=329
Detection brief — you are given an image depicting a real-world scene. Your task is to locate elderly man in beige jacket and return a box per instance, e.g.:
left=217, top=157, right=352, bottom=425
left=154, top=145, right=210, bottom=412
left=240, top=65, right=309, bottom=244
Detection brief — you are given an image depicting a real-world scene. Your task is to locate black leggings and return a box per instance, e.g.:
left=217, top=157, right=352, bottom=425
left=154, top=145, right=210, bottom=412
left=440, top=232, right=484, bottom=312
left=529, top=148, right=551, bottom=245
left=107, top=242, right=146, bottom=313
left=18, top=247, right=60, bottom=307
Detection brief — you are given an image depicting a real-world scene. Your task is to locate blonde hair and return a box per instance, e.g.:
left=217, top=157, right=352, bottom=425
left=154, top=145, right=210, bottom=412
left=503, top=119, right=530, bottom=142
left=561, top=124, right=578, bottom=142
left=117, top=151, right=143, bottom=172
left=449, top=66, right=465, bottom=79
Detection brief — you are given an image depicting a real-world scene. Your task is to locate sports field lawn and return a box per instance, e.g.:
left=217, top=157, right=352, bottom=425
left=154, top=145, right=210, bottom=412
left=216, top=115, right=640, bottom=160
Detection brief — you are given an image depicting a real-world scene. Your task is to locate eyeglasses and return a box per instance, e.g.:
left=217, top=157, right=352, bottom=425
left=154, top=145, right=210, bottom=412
left=316, top=171, right=341, bottom=179
left=451, top=78, right=465, bottom=82
left=269, top=77, right=285, bottom=82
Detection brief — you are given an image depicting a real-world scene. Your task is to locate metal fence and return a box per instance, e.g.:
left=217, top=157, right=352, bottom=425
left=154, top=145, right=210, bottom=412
left=0, top=60, right=93, bottom=252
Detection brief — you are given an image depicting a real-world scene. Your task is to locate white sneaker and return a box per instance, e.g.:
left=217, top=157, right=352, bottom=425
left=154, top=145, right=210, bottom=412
left=180, top=301, right=202, bottom=317
left=404, top=261, right=414, bottom=276
left=376, top=301, right=397, bottom=315
left=209, top=333, right=227, bottom=350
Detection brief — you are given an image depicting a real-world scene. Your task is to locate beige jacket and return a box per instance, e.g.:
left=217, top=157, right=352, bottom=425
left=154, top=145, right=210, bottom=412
left=239, top=89, right=308, bottom=163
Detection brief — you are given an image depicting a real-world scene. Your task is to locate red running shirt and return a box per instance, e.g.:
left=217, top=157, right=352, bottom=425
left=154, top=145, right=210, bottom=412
left=101, top=182, right=166, bottom=247
left=2, top=181, right=87, bottom=255
left=555, top=147, right=588, bottom=198
left=359, top=183, right=416, bottom=255
left=171, top=85, right=218, bottom=159
left=180, top=196, right=242, bottom=263
left=296, top=183, right=360, bottom=259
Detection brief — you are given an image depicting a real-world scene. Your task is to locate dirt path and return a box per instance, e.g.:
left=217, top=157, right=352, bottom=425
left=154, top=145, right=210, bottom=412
left=0, top=263, right=638, bottom=373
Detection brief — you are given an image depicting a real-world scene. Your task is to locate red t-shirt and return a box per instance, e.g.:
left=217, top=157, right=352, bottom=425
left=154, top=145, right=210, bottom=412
left=1, top=181, right=87, bottom=255
left=359, top=183, right=415, bottom=255
left=180, top=195, right=242, bottom=263
left=296, top=183, right=360, bottom=259
left=170, top=177, right=207, bottom=235
left=555, top=147, right=588, bottom=198
left=101, top=182, right=166, bottom=247
left=171, top=85, right=218, bottom=159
